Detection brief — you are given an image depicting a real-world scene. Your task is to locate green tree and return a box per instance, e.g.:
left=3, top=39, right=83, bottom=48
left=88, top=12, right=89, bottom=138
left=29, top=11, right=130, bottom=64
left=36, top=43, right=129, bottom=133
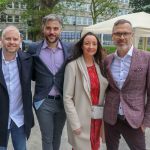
left=62, top=0, right=118, bottom=24
left=22, top=0, right=118, bottom=40
left=143, top=4, right=150, bottom=12
left=0, top=0, right=10, bottom=12
left=129, top=0, right=150, bottom=13
left=40, top=0, right=60, bottom=8
left=90, top=0, right=118, bottom=24
left=22, top=0, right=65, bottom=40
left=23, top=0, right=61, bottom=9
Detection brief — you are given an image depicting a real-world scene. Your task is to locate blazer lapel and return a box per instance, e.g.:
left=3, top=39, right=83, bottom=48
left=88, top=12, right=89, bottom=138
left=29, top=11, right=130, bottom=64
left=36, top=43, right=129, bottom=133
left=34, top=41, right=43, bottom=57
left=122, top=48, right=138, bottom=88
left=0, top=50, right=8, bottom=90
left=106, top=54, right=118, bottom=89
left=17, top=51, right=26, bottom=82
left=76, top=56, right=91, bottom=101
left=61, top=41, right=69, bottom=62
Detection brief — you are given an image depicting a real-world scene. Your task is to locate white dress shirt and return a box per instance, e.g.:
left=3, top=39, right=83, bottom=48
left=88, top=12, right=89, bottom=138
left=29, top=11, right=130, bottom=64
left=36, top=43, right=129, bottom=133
left=110, top=45, right=133, bottom=115
left=2, top=50, right=24, bottom=129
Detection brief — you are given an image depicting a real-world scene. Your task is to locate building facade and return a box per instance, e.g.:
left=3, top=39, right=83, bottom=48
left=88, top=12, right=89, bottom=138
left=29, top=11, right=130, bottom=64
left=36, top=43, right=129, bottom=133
left=0, top=1, right=28, bottom=39
left=61, top=0, right=131, bottom=42
left=0, top=0, right=131, bottom=42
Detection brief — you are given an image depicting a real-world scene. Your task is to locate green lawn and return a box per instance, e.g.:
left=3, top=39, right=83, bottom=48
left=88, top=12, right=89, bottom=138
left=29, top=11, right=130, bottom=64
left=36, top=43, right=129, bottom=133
left=104, top=46, right=150, bottom=54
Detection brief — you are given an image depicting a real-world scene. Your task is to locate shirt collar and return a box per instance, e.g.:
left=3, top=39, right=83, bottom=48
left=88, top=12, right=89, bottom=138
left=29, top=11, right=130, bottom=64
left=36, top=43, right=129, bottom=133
left=2, top=49, right=18, bottom=63
left=114, top=45, right=133, bottom=58
left=41, top=40, right=62, bottom=51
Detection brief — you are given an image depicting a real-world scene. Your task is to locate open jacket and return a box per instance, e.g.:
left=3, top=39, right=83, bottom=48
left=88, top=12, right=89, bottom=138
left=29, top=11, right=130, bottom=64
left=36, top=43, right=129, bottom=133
left=103, top=48, right=150, bottom=128
left=63, top=56, right=108, bottom=150
left=27, top=40, right=73, bottom=102
left=0, top=49, right=34, bottom=146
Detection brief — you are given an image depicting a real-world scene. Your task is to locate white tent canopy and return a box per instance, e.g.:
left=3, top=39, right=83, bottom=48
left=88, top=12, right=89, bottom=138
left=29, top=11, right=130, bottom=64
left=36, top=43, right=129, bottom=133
left=82, top=12, right=150, bottom=49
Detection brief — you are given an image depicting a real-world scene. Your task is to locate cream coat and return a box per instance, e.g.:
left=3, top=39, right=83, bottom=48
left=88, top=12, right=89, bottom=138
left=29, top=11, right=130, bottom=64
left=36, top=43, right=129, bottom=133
left=63, top=56, right=108, bottom=150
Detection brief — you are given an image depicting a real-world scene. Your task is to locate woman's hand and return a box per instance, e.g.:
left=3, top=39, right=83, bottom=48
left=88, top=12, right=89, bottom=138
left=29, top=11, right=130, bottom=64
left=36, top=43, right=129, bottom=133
left=73, top=128, right=82, bottom=135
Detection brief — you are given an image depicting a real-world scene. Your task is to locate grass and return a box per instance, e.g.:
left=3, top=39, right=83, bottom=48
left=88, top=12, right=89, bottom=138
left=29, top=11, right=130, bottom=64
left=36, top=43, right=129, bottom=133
left=103, top=45, right=150, bottom=54
left=103, top=46, right=115, bottom=54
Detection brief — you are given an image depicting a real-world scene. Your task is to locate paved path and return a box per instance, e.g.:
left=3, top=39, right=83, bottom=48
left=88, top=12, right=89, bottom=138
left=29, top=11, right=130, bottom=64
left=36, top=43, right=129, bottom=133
left=8, top=110, right=150, bottom=150
left=8, top=82, right=150, bottom=149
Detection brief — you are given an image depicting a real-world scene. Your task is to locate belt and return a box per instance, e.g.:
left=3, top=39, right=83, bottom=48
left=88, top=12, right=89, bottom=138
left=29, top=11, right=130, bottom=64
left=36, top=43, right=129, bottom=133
left=117, top=114, right=125, bottom=121
left=47, top=95, right=61, bottom=100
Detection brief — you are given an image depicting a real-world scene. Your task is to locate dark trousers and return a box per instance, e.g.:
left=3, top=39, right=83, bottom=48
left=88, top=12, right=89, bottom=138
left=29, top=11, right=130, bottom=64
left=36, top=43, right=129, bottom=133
left=36, top=97, right=66, bottom=150
left=104, top=118, right=146, bottom=150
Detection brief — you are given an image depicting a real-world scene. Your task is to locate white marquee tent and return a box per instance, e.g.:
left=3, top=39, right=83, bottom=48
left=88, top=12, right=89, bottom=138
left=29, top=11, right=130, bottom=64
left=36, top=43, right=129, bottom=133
left=82, top=12, right=150, bottom=49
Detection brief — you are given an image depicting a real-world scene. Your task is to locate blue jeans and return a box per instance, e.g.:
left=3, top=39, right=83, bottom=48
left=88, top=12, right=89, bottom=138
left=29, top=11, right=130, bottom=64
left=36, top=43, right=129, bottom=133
left=0, top=120, right=26, bottom=150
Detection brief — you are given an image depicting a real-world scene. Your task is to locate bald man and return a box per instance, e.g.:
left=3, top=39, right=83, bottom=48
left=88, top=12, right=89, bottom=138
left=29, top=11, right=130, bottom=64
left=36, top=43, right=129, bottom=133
left=0, top=26, right=34, bottom=150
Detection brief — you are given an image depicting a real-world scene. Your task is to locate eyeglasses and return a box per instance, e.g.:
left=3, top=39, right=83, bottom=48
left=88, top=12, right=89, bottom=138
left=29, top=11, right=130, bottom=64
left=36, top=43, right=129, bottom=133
left=113, top=32, right=132, bottom=37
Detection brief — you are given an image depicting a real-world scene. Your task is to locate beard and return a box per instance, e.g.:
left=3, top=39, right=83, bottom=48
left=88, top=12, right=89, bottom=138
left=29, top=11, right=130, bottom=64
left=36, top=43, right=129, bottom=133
left=114, top=41, right=131, bottom=51
left=117, top=45, right=130, bottom=51
left=45, top=35, right=59, bottom=45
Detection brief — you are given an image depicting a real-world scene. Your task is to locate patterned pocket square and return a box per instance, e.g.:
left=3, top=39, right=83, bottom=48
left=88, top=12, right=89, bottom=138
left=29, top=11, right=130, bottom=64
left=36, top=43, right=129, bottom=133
left=133, top=67, right=143, bottom=72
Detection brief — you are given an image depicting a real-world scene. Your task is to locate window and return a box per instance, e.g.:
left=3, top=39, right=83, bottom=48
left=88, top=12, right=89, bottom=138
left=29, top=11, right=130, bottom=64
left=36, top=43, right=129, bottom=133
left=14, top=2, right=19, bottom=9
left=76, top=17, right=82, bottom=25
left=86, top=4, right=91, bottom=12
left=103, top=34, right=113, bottom=45
left=7, top=15, right=13, bottom=22
left=15, top=15, right=20, bottom=22
left=64, top=16, right=75, bottom=25
left=61, top=31, right=81, bottom=42
left=118, top=9, right=122, bottom=16
left=71, top=16, right=76, bottom=25
left=83, top=18, right=87, bottom=25
left=7, top=2, right=13, bottom=8
left=0, top=13, right=7, bottom=22
left=21, top=3, right=26, bottom=9
left=88, top=18, right=93, bottom=25
left=124, top=0, right=129, bottom=3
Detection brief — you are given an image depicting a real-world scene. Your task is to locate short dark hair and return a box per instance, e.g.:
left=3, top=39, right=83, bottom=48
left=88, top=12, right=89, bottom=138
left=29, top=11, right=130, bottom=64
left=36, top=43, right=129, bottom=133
left=71, top=32, right=103, bottom=64
left=113, top=19, right=132, bottom=32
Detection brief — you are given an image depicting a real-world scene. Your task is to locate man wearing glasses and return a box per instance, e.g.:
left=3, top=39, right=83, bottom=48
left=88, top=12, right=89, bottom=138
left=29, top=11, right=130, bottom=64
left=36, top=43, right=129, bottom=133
left=103, top=19, right=150, bottom=150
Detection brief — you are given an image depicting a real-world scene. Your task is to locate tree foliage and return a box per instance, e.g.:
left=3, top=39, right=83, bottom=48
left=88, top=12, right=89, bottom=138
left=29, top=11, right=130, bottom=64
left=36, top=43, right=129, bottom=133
left=129, top=0, right=150, bottom=13
left=23, top=0, right=61, bottom=9
left=63, top=0, right=118, bottom=24
left=0, top=0, right=10, bottom=12
left=90, top=0, right=118, bottom=24
left=40, top=0, right=60, bottom=9
left=0, top=0, right=119, bottom=40
left=21, top=0, right=66, bottom=40
left=21, top=0, right=83, bottom=39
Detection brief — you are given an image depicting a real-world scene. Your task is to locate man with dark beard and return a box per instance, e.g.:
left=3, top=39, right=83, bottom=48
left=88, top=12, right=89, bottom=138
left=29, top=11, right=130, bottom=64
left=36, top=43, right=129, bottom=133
left=27, top=14, right=72, bottom=150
